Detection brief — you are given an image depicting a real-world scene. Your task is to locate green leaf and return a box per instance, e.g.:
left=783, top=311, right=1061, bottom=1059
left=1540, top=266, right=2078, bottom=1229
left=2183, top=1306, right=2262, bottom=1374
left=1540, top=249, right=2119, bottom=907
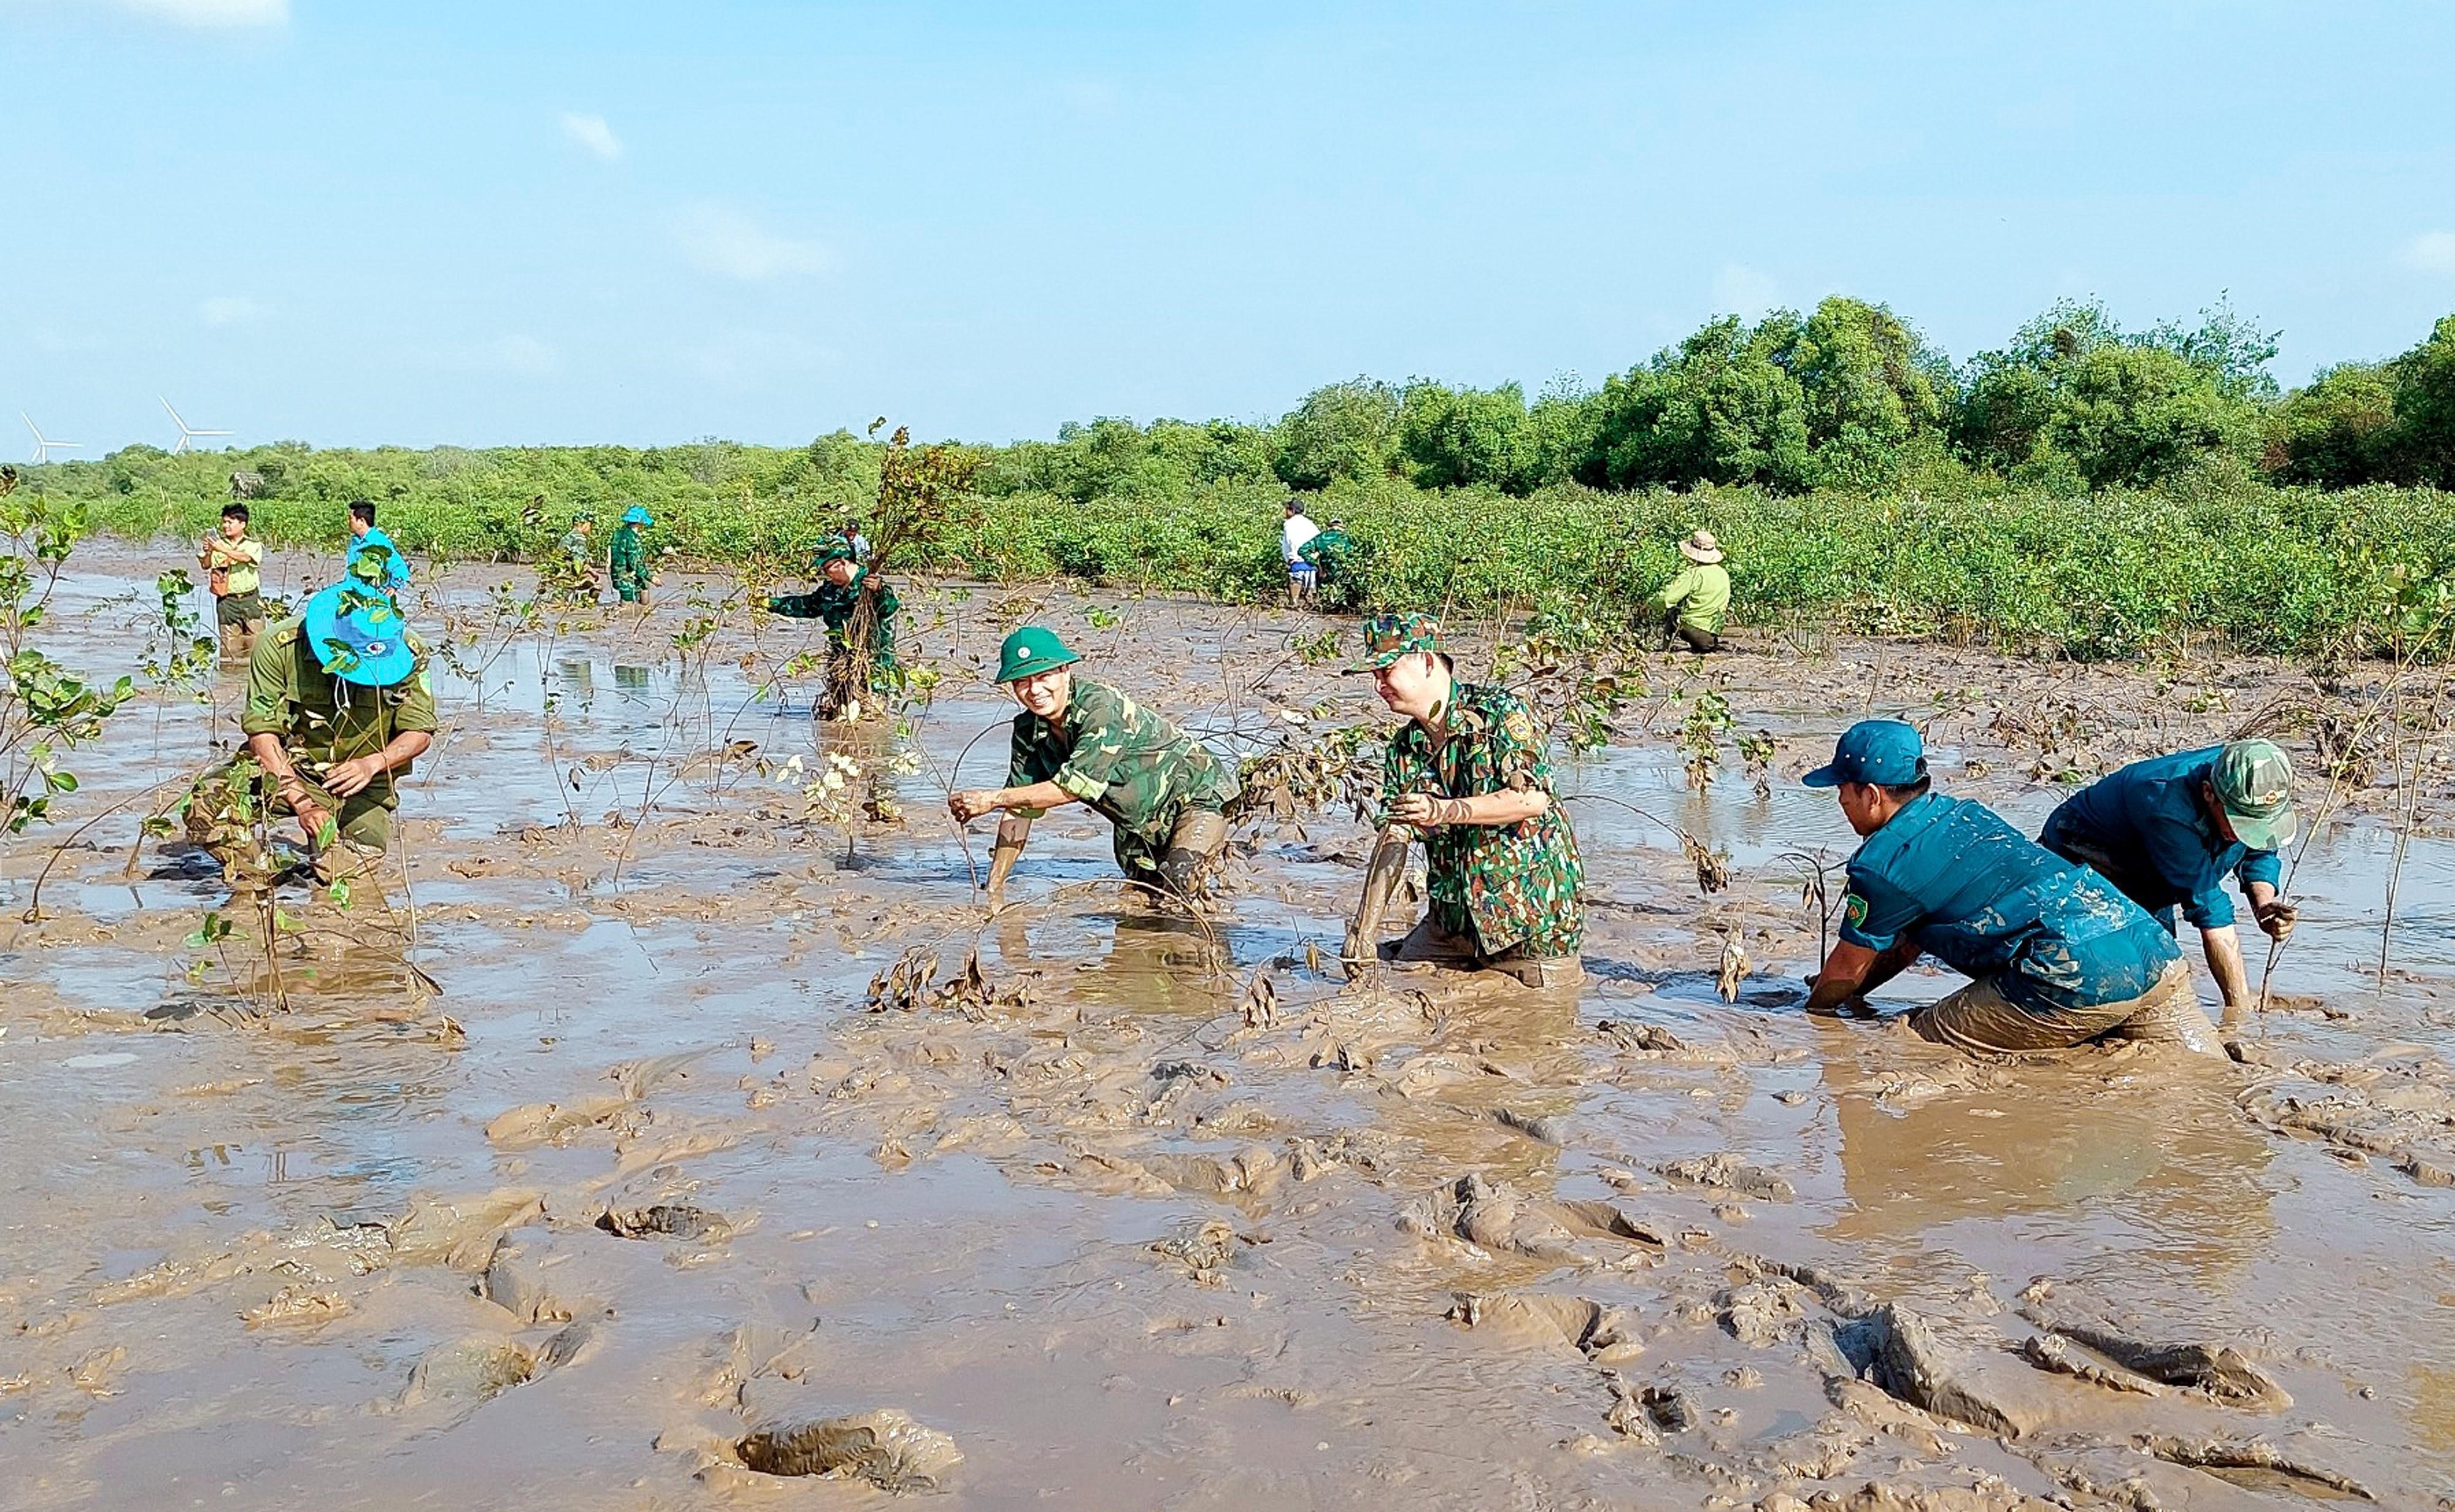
left=312, top=816, right=339, bottom=850
left=45, top=769, right=77, bottom=793
left=327, top=877, right=352, bottom=909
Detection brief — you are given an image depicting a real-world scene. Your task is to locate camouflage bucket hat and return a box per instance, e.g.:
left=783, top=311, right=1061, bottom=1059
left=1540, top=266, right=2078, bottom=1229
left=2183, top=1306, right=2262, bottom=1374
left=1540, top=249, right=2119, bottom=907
left=1342, top=612, right=1444, bottom=674
left=813, top=534, right=857, bottom=568
left=2213, top=739, right=2297, bottom=851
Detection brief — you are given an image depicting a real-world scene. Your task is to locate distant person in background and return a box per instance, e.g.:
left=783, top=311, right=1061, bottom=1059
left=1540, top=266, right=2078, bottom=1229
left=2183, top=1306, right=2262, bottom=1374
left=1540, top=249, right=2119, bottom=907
left=345, top=499, right=410, bottom=591
left=2038, top=741, right=2299, bottom=1028
left=1800, top=720, right=2215, bottom=1056
left=198, top=502, right=266, bottom=662
left=1653, top=529, right=1730, bottom=652
left=842, top=517, right=872, bottom=561
left=557, top=515, right=600, bottom=601
left=609, top=506, right=656, bottom=606
left=1297, top=517, right=1356, bottom=612
left=1280, top=498, right=1321, bottom=609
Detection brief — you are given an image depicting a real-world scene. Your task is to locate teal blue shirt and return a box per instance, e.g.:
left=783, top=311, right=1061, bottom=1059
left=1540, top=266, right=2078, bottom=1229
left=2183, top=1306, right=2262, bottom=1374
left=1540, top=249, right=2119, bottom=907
left=1841, top=791, right=2181, bottom=1013
left=2038, top=747, right=2283, bottom=930
left=347, top=526, right=410, bottom=589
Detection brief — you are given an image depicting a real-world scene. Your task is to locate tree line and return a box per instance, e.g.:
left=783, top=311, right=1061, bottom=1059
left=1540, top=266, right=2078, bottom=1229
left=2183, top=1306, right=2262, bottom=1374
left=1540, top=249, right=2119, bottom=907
left=986, top=298, right=2455, bottom=503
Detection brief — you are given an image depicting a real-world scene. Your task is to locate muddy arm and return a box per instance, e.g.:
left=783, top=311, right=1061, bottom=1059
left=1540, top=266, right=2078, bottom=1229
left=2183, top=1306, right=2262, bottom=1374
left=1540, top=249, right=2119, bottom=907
left=985, top=813, right=1032, bottom=914
left=2199, top=923, right=2252, bottom=1019
left=1342, top=823, right=1413, bottom=981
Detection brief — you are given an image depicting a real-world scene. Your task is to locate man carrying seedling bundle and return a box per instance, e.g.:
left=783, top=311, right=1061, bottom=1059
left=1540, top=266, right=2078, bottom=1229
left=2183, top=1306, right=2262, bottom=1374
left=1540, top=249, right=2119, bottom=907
left=1800, top=720, right=2217, bottom=1055
left=2038, top=741, right=2298, bottom=1027
left=1653, top=529, right=1730, bottom=652
left=1342, top=613, right=1585, bottom=989
left=198, top=502, right=266, bottom=662
left=609, top=505, right=656, bottom=606
left=556, top=515, right=600, bottom=601
left=1297, top=517, right=1356, bottom=611
left=187, top=579, right=436, bottom=883
left=346, top=500, right=411, bottom=590
left=948, top=627, right=1239, bottom=909
left=763, top=534, right=901, bottom=685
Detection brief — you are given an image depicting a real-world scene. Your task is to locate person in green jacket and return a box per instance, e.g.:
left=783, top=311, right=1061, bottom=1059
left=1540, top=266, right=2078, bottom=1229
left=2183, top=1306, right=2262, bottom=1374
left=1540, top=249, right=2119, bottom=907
left=1654, top=528, right=1730, bottom=652
left=764, top=535, right=901, bottom=691
left=609, top=506, right=656, bottom=605
left=1296, top=519, right=1358, bottom=611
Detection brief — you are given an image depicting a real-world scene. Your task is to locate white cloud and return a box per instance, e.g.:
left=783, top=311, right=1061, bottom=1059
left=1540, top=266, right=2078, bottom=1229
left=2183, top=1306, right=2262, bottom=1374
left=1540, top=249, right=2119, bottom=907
left=1711, top=263, right=1780, bottom=316
left=485, top=334, right=560, bottom=377
left=2399, top=231, right=2455, bottom=277
left=676, top=204, right=829, bottom=281
left=560, top=112, right=622, bottom=162
left=199, top=295, right=268, bottom=326
left=112, top=0, right=287, bottom=27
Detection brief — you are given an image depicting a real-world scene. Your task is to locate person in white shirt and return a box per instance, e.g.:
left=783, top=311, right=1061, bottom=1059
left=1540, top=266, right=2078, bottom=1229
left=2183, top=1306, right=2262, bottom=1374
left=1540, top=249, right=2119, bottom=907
left=1280, top=500, right=1321, bottom=609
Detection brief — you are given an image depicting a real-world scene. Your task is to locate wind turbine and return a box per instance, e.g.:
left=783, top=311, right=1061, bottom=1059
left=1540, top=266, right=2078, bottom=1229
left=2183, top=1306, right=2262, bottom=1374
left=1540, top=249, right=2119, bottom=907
left=22, top=414, right=80, bottom=463
left=160, top=396, right=232, bottom=453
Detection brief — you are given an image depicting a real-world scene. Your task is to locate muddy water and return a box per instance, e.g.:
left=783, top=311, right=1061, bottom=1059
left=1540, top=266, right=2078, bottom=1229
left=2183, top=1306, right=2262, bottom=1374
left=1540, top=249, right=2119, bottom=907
left=5, top=549, right=2455, bottom=1510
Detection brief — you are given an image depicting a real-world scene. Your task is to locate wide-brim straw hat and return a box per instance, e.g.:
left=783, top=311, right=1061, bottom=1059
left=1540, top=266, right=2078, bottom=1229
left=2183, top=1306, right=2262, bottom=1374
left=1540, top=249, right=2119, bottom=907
left=1679, top=529, right=1724, bottom=564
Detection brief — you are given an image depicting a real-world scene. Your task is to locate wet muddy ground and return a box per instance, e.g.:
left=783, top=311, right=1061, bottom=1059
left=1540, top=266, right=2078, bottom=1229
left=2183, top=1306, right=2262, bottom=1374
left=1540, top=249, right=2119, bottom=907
left=6, top=544, right=2455, bottom=1510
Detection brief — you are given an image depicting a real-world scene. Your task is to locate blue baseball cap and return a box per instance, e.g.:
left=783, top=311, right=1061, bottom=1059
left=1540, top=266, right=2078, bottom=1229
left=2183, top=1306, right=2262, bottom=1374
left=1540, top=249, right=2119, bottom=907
left=300, top=582, right=419, bottom=688
left=621, top=506, right=653, bottom=526
left=1803, top=719, right=1927, bottom=788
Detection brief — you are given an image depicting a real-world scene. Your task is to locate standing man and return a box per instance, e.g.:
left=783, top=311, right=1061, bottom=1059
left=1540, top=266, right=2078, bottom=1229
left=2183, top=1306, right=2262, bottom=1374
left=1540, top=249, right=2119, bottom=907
left=948, top=627, right=1239, bottom=909
left=1342, top=614, right=1585, bottom=989
left=1281, top=498, right=1321, bottom=609
left=1297, top=517, right=1356, bottom=612
left=2038, top=741, right=2298, bottom=1027
left=199, top=502, right=266, bottom=662
left=187, top=580, right=437, bottom=884
left=1653, top=529, right=1730, bottom=652
left=345, top=500, right=411, bottom=590
left=609, top=506, right=656, bottom=606
left=1800, top=720, right=2213, bottom=1055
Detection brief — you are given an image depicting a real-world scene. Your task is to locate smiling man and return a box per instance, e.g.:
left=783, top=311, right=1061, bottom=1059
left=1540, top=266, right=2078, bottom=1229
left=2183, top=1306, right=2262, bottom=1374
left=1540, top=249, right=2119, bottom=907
left=948, top=626, right=1239, bottom=909
left=1341, top=612, right=1584, bottom=989
left=1800, top=719, right=2214, bottom=1055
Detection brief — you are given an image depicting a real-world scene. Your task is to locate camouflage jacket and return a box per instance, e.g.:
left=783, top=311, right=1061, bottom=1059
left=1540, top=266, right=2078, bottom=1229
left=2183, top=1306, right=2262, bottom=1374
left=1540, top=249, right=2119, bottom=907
left=1297, top=527, right=1352, bottom=576
left=239, top=617, right=439, bottom=811
left=1006, top=676, right=1238, bottom=847
left=1378, top=681, right=1584, bottom=957
left=765, top=568, right=900, bottom=661
left=608, top=523, right=651, bottom=593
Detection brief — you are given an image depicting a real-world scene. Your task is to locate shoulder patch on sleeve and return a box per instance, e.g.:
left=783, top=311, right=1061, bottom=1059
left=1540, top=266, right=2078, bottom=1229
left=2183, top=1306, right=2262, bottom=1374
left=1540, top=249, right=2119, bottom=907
left=1844, top=893, right=1870, bottom=930
left=1502, top=711, right=1538, bottom=744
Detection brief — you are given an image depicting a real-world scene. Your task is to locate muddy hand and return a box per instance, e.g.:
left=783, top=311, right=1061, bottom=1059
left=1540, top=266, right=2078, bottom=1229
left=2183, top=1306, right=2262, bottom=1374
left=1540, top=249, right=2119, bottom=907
left=949, top=789, right=999, bottom=824
left=2256, top=895, right=2298, bottom=942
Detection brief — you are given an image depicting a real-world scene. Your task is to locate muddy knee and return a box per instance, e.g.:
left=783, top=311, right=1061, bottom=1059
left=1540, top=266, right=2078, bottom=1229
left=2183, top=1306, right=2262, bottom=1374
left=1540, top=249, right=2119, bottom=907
left=1156, top=809, right=1228, bottom=897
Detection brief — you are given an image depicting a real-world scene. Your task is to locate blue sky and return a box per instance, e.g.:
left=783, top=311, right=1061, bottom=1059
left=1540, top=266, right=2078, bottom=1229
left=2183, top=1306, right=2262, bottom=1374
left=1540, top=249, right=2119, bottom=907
left=6, top=0, right=2454, bottom=452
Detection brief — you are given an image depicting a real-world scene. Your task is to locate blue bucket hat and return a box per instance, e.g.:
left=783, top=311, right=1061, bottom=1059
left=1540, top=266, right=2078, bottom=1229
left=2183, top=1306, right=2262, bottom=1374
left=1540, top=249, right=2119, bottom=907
left=300, top=582, right=418, bottom=688
left=621, top=506, right=652, bottom=526
left=1803, top=719, right=1927, bottom=788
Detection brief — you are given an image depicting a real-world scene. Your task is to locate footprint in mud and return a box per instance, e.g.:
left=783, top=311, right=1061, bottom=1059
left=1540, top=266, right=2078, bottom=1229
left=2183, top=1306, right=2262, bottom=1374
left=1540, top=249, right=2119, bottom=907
left=597, top=1204, right=735, bottom=1242
left=1401, top=1173, right=1667, bottom=1261
left=393, top=1321, right=599, bottom=1413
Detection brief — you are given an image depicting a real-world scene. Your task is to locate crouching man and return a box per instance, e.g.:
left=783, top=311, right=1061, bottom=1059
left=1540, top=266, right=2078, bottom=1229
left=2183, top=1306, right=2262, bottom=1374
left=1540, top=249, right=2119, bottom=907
left=188, top=580, right=436, bottom=885
left=1800, top=720, right=2214, bottom=1055
left=1343, top=613, right=1585, bottom=989
left=948, top=627, right=1238, bottom=909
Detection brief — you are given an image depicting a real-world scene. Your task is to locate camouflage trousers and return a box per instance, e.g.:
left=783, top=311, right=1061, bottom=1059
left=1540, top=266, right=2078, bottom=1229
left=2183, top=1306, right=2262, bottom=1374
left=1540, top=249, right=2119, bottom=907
left=1387, top=915, right=1585, bottom=990
left=1114, top=805, right=1230, bottom=900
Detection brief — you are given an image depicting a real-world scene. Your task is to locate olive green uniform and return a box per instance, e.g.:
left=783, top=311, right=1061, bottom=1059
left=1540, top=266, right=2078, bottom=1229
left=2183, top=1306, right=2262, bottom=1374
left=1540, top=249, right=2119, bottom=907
left=608, top=522, right=651, bottom=603
left=220, top=616, right=439, bottom=851
left=1005, top=675, right=1239, bottom=884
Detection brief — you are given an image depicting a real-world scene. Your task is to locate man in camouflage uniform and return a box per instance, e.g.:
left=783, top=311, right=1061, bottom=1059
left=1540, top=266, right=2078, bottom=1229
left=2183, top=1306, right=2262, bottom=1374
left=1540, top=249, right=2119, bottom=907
left=1343, top=612, right=1585, bottom=989
left=609, top=505, right=656, bottom=605
left=186, top=580, right=437, bottom=884
left=764, top=535, right=901, bottom=673
left=1296, top=518, right=1357, bottom=612
left=949, top=626, right=1239, bottom=908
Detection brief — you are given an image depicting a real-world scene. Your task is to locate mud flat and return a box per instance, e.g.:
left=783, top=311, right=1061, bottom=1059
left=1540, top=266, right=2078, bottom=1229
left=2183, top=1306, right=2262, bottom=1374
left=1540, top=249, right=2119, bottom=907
left=4, top=547, right=2454, bottom=1510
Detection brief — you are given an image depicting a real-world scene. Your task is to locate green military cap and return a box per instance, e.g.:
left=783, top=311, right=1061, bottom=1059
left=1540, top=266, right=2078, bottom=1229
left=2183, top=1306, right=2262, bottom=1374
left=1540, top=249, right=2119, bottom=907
left=1343, top=612, right=1444, bottom=674
left=996, top=625, right=1081, bottom=683
left=813, top=534, right=857, bottom=567
left=2213, top=739, right=2297, bottom=851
